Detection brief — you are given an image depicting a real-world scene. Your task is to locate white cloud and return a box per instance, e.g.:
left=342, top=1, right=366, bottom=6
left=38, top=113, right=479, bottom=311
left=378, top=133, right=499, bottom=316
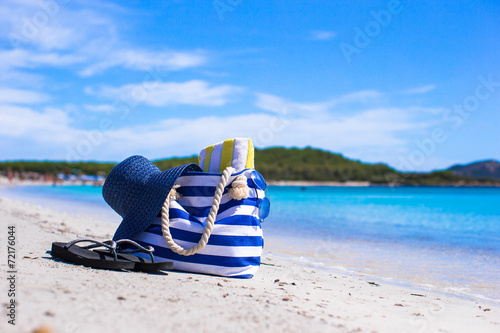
left=84, top=104, right=115, bottom=113
left=1, top=0, right=115, bottom=51
left=404, top=106, right=446, bottom=115
left=0, top=1, right=207, bottom=77
left=0, top=69, right=45, bottom=88
left=91, top=80, right=243, bottom=107
left=248, top=92, right=443, bottom=168
left=103, top=115, right=268, bottom=156
left=255, top=92, right=330, bottom=114
left=0, top=49, right=84, bottom=93
left=311, top=30, right=337, bottom=41
left=78, top=49, right=207, bottom=77
left=254, top=93, right=293, bottom=113
left=255, top=90, right=382, bottom=114
left=0, top=105, right=71, bottom=138
left=400, top=84, right=436, bottom=95
left=0, top=49, right=85, bottom=70
left=0, top=88, right=49, bottom=104
left=1, top=34, right=206, bottom=78
left=0, top=100, right=438, bottom=167
left=334, top=90, right=382, bottom=104
left=30, top=25, right=77, bottom=51
left=85, top=106, right=424, bottom=162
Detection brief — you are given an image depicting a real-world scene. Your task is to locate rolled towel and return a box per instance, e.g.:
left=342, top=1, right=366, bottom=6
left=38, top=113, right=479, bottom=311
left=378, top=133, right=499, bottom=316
left=199, top=138, right=255, bottom=173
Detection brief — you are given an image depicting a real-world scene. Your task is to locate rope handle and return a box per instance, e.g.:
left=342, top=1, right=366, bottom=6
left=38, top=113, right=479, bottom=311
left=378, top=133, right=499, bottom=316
left=161, top=166, right=236, bottom=256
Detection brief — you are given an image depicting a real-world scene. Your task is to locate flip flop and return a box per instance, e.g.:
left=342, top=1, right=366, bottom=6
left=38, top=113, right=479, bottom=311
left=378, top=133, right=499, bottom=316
left=51, top=238, right=173, bottom=272
left=51, top=239, right=135, bottom=271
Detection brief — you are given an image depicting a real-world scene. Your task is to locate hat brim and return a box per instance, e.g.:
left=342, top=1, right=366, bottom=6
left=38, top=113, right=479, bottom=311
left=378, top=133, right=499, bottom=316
left=112, top=163, right=202, bottom=241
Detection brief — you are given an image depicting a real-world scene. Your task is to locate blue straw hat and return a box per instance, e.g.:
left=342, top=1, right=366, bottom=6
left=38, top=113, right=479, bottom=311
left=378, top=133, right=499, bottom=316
left=103, top=155, right=202, bottom=240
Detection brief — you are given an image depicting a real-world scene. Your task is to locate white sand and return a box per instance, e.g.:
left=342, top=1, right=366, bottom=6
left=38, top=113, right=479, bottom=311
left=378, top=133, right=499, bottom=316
left=0, top=196, right=499, bottom=333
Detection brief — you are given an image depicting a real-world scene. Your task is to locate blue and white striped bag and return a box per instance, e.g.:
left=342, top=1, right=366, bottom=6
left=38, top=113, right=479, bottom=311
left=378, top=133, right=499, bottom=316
left=131, top=168, right=268, bottom=278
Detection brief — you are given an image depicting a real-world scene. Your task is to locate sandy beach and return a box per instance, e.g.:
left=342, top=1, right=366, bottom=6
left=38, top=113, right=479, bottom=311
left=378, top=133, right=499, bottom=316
left=0, top=196, right=499, bottom=333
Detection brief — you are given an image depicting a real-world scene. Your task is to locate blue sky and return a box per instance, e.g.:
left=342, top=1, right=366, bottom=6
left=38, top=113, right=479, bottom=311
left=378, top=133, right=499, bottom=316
left=0, top=0, right=499, bottom=171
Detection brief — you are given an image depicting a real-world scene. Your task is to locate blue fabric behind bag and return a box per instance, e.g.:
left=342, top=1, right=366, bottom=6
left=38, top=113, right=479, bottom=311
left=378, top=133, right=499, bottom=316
left=132, top=169, right=266, bottom=278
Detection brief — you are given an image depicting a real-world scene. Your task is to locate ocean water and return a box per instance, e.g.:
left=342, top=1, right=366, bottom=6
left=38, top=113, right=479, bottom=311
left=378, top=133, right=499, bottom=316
left=0, top=185, right=120, bottom=223
left=1, top=184, right=499, bottom=302
left=263, top=186, right=500, bottom=303
left=265, top=186, right=500, bottom=254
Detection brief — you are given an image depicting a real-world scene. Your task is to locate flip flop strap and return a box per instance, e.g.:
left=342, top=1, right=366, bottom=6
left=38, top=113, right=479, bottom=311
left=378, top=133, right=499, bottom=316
left=161, top=166, right=235, bottom=256
left=115, top=239, right=155, bottom=263
left=64, top=238, right=156, bottom=262
left=64, top=238, right=118, bottom=261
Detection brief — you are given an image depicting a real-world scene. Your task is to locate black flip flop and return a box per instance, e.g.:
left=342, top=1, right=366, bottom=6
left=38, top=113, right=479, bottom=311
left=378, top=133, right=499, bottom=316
left=51, top=239, right=135, bottom=271
left=51, top=239, right=173, bottom=272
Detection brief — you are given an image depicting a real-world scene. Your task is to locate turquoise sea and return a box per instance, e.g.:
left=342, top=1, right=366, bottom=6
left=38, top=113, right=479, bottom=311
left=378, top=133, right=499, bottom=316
left=1, top=185, right=499, bottom=302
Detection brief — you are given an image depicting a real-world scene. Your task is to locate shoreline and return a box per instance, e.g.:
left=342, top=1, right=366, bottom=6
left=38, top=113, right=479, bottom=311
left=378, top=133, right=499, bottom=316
left=267, top=180, right=371, bottom=187
left=267, top=180, right=500, bottom=187
left=3, top=175, right=500, bottom=188
left=264, top=236, right=500, bottom=306
left=1, top=196, right=499, bottom=332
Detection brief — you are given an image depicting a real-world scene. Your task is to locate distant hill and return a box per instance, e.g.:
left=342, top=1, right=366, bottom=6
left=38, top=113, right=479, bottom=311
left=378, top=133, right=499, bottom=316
left=448, top=160, right=500, bottom=180
left=254, top=147, right=395, bottom=183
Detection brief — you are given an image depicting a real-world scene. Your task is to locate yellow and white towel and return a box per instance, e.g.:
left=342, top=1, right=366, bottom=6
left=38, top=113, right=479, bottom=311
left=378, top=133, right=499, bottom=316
left=199, top=138, right=254, bottom=173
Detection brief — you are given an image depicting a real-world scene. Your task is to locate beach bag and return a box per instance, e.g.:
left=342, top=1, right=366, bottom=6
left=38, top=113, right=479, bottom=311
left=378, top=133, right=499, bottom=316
left=131, top=167, right=269, bottom=278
